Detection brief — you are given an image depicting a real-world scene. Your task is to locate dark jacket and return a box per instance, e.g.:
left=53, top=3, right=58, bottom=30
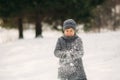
left=54, top=35, right=87, bottom=80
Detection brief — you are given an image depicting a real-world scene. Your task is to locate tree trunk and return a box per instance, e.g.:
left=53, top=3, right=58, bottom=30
left=18, top=17, right=23, bottom=39
left=113, top=0, right=117, bottom=31
left=35, top=15, right=42, bottom=38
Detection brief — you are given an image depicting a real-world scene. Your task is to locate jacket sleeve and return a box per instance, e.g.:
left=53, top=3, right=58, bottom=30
left=71, top=37, right=84, bottom=59
left=54, top=38, right=66, bottom=58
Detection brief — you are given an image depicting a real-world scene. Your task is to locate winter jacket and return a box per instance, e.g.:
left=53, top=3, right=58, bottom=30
left=54, top=35, right=87, bottom=80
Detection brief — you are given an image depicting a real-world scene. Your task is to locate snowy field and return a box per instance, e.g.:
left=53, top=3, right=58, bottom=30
left=0, top=28, right=120, bottom=80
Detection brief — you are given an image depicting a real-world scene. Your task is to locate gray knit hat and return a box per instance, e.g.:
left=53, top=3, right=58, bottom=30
left=63, top=19, right=77, bottom=30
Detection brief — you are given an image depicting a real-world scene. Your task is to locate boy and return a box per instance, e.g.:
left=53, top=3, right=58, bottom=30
left=54, top=19, right=87, bottom=80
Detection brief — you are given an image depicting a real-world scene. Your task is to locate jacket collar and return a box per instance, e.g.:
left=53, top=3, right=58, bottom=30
left=62, top=34, right=78, bottom=41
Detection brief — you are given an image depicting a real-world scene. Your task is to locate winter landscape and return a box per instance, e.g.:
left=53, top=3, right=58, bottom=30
left=0, top=28, right=120, bottom=80
left=0, top=0, right=120, bottom=80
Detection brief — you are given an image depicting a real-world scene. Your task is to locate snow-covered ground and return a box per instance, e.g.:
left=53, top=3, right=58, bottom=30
left=0, top=28, right=120, bottom=80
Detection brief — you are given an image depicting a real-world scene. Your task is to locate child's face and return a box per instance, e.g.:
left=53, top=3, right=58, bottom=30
left=64, top=28, right=75, bottom=37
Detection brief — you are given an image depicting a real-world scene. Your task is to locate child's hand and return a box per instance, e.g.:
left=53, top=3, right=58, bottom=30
left=70, top=49, right=82, bottom=59
left=66, top=50, right=72, bottom=58
left=60, top=50, right=72, bottom=59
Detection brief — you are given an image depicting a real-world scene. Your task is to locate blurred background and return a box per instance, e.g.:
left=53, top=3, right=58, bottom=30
left=0, top=0, right=120, bottom=40
left=0, top=0, right=120, bottom=80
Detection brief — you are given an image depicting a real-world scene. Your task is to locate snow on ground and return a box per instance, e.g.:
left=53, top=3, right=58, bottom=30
left=81, top=32, right=120, bottom=80
left=0, top=28, right=18, bottom=44
left=0, top=28, right=120, bottom=80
